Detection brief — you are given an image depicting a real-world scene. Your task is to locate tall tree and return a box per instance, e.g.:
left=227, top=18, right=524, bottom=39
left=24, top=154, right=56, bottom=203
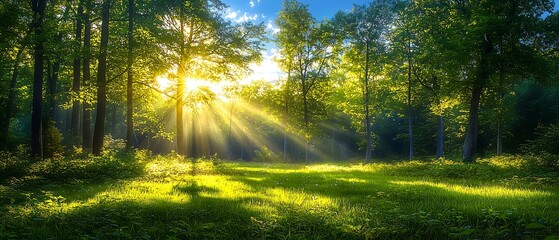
left=276, top=0, right=337, bottom=163
left=82, top=0, right=92, bottom=151
left=457, top=0, right=554, bottom=162
left=30, top=0, right=47, bottom=158
left=92, top=0, right=110, bottom=155
left=333, top=1, right=393, bottom=163
left=71, top=0, right=83, bottom=136
left=155, top=0, right=264, bottom=156
left=126, top=0, right=134, bottom=150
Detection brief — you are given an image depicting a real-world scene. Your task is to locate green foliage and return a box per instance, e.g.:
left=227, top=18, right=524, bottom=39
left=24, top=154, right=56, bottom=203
left=27, top=154, right=144, bottom=183
left=254, top=146, right=283, bottom=163
left=521, top=124, right=559, bottom=167
left=42, top=121, right=64, bottom=159
left=0, top=151, right=30, bottom=181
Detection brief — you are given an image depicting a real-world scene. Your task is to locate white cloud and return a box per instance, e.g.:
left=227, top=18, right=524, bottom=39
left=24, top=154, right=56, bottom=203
left=225, top=9, right=239, bottom=19
left=266, top=21, right=280, bottom=34
left=247, top=49, right=283, bottom=83
left=235, top=12, right=259, bottom=23
left=249, top=0, right=254, bottom=7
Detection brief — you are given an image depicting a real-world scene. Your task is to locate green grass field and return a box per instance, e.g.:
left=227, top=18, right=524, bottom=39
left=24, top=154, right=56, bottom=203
left=1, top=152, right=558, bottom=239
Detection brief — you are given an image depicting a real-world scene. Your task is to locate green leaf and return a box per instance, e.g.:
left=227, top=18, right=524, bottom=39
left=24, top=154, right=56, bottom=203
left=545, top=235, right=559, bottom=240
left=525, top=222, right=546, bottom=229
left=459, top=229, right=475, bottom=235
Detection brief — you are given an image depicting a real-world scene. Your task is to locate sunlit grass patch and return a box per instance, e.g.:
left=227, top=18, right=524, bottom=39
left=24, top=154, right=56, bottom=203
left=391, top=180, right=552, bottom=198
left=1, top=155, right=559, bottom=239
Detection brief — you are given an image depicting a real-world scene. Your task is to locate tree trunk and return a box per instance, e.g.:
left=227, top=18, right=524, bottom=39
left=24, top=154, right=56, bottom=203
left=82, top=4, right=92, bottom=151
left=71, top=2, right=83, bottom=136
left=497, top=118, right=502, bottom=155
left=462, top=85, right=482, bottom=162
left=47, top=57, right=61, bottom=126
left=496, top=67, right=504, bottom=156
left=462, top=34, right=492, bottom=163
left=2, top=48, right=24, bottom=145
left=31, top=0, right=47, bottom=158
left=228, top=102, right=233, bottom=159
left=126, top=0, right=134, bottom=150
left=92, top=0, right=110, bottom=155
left=331, top=127, right=336, bottom=161
left=176, top=10, right=186, bottom=156
left=436, top=115, right=444, bottom=158
left=191, top=117, right=197, bottom=158
left=407, top=40, right=414, bottom=161
left=364, top=41, right=372, bottom=163
left=283, top=68, right=291, bottom=162
left=303, top=89, right=309, bottom=164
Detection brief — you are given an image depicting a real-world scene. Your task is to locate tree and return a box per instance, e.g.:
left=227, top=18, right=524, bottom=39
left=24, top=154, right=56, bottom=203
left=155, top=0, right=264, bottom=156
left=276, top=0, right=337, bottom=163
left=71, top=0, right=83, bottom=136
left=82, top=0, right=92, bottom=151
left=0, top=1, right=29, bottom=148
left=91, top=0, right=111, bottom=155
left=126, top=0, right=134, bottom=150
left=456, top=0, right=554, bottom=162
left=30, top=0, right=47, bottom=158
left=333, top=1, right=393, bottom=163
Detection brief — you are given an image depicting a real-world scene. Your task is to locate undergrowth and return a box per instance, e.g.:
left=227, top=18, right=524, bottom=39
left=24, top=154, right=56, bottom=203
left=1, top=152, right=558, bottom=239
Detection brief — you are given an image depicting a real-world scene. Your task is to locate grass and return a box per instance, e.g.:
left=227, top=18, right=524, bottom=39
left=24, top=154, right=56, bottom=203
left=1, top=152, right=558, bottom=239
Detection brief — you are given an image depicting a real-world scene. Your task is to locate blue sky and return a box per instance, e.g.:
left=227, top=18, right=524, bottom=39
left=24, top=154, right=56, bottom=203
left=221, top=0, right=559, bottom=82
left=221, top=0, right=375, bottom=82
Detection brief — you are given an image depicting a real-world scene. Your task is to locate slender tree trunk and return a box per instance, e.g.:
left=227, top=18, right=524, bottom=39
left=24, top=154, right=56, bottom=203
left=71, top=2, right=83, bottom=136
left=436, top=115, right=444, bottom=158
left=47, top=57, right=60, bottom=125
left=331, top=127, right=335, bottom=161
left=407, top=40, right=414, bottom=161
left=228, top=102, right=233, bottom=160
left=31, top=0, right=47, bottom=158
left=497, top=118, right=502, bottom=155
left=92, top=0, right=110, bottom=155
left=496, top=67, right=504, bottom=156
left=126, top=0, right=134, bottom=150
left=283, top=68, right=291, bottom=162
left=176, top=11, right=186, bottom=156
left=303, top=89, right=309, bottom=164
left=364, top=41, right=372, bottom=163
left=82, top=5, right=92, bottom=151
left=2, top=48, right=24, bottom=145
left=462, top=85, right=482, bottom=162
left=462, top=34, right=492, bottom=163
left=191, top=117, right=197, bottom=158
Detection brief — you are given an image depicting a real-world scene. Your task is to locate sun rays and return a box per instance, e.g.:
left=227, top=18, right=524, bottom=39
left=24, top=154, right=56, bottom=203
left=149, top=74, right=328, bottom=161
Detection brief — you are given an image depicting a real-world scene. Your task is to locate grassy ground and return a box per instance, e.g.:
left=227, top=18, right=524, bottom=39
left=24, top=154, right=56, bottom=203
left=1, top=152, right=558, bottom=239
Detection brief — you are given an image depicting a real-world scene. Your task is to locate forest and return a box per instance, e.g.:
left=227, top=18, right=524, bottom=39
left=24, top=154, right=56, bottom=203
left=1, top=0, right=558, bottom=239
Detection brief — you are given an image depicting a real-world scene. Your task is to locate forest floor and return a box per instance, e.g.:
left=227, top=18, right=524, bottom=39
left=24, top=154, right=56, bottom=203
left=1, top=151, right=558, bottom=239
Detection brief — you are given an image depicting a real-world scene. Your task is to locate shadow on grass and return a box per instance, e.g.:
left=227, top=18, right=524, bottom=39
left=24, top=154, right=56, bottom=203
left=1, top=182, right=359, bottom=240
left=0, top=152, right=147, bottom=206
left=220, top=164, right=559, bottom=215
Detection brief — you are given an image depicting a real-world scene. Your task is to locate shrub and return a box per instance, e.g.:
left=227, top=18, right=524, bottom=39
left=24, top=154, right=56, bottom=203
left=28, top=154, right=143, bottom=182
left=0, top=151, right=30, bottom=181
left=42, top=120, right=64, bottom=158
left=254, top=146, right=283, bottom=163
left=521, top=124, right=559, bottom=168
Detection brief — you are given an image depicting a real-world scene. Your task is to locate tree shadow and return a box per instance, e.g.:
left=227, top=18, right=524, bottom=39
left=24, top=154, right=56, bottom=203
left=1, top=180, right=359, bottom=239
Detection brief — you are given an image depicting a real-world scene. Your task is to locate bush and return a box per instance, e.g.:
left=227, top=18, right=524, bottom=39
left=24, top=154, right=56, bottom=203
left=28, top=154, right=143, bottom=182
left=254, top=146, right=283, bottom=163
left=43, top=121, right=64, bottom=158
left=0, top=151, right=30, bottom=181
left=521, top=124, right=559, bottom=167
